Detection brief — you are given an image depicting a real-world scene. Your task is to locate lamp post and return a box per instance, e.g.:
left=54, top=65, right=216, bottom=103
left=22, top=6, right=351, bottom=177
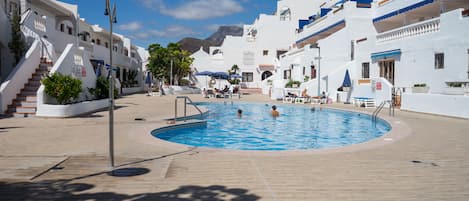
left=311, top=43, right=321, bottom=96
left=105, top=0, right=117, bottom=168
left=170, top=59, right=173, bottom=86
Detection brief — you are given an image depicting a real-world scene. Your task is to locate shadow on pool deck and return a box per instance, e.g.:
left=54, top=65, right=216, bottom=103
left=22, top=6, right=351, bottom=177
left=0, top=180, right=261, bottom=201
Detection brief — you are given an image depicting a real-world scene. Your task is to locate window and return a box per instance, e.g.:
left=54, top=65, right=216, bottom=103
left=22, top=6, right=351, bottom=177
left=131, top=52, right=135, bottom=58
left=350, top=40, right=355, bottom=61
left=311, top=65, right=316, bottom=79
left=67, top=26, right=73, bottom=35
left=435, top=53, right=444, bottom=69
left=283, top=70, right=291, bottom=79
left=242, top=72, right=253, bottom=82
left=96, top=39, right=101, bottom=45
left=60, top=24, right=65, bottom=32
left=263, top=50, right=268, bottom=56
left=303, top=66, right=306, bottom=75
left=362, top=62, right=370, bottom=78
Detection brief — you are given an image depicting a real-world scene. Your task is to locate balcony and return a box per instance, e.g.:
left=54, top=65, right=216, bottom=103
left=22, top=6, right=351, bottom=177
left=376, top=17, right=440, bottom=43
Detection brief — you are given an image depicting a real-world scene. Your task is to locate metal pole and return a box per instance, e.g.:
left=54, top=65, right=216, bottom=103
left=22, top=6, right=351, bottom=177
left=170, top=59, right=173, bottom=86
left=105, top=0, right=115, bottom=168
left=184, top=98, right=187, bottom=122
left=317, top=47, right=321, bottom=96
left=174, top=99, right=177, bottom=121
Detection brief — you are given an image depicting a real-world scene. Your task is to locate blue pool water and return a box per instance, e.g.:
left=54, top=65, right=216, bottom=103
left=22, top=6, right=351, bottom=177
left=152, top=102, right=391, bottom=150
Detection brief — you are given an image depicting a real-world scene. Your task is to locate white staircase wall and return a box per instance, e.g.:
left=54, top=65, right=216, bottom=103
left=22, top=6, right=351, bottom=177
left=0, top=40, right=41, bottom=114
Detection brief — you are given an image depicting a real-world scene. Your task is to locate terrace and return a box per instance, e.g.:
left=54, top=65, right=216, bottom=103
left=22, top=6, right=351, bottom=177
left=1, top=93, right=468, bottom=200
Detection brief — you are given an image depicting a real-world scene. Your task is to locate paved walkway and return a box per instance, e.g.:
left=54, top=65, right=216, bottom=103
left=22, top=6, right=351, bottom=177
left=0, top=93, right=468, bottom=200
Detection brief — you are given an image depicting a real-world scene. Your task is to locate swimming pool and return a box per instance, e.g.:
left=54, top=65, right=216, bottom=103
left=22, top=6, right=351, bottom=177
left=152, top=102, right=391, bottom=150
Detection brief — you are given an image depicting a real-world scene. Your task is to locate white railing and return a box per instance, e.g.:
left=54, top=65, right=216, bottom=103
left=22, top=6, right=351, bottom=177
left=377, top=18, right=440, bottom=43
left=21, top=26, right=57, bottom=62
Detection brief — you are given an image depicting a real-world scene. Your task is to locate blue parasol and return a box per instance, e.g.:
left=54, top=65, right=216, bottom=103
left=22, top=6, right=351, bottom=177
left=95, top=65, right=101, bottom=77
left=212, top=72, right=229, bottom=79
left=342, top=69, right=351, bottom=87
left=195, top=71, right=214, bottom=76
left=230, top=74, right=242, bottom=79
left=145, top=71, right=152, bottom=85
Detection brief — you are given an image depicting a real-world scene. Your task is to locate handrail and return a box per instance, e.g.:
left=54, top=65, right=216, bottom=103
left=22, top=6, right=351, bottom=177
left=372, top=100, right=394, bottom=122
left=175, top=96, right=203, bottom=122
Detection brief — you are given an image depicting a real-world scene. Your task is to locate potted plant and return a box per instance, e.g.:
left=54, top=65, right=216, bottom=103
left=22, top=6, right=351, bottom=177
left=412, top=83, right=429, bottom=93
left=444, top=82, right=466, bottom=95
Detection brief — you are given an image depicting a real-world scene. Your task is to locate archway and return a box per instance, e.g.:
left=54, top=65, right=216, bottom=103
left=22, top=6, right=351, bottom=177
left=261, top=71, right=272, bottom=81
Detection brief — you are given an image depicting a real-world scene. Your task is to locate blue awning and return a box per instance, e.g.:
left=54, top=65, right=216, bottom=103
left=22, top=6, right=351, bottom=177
left=298, top=19, right=309, bottom=30
left=296, top=20, right=346, bottom=45
left=373, top=0, right=434, bottom=23
left=371, top=49, right=401, bottom=60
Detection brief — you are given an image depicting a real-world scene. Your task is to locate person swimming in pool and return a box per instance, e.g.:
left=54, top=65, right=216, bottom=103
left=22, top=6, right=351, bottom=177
left=271, top=105, right=279, bottom=117
left=237, top=109, right=243, bottom=118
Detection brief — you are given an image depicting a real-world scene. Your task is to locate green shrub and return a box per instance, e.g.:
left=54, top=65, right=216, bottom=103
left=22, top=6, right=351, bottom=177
left=304, top=76, right=310, bottom=82
left=229, top=79, right=240, bottom=85
left=179, top=78, right=191, bottom=86
left=88, top=77, right=118, bottom=99
left=42, top=73, right=82, bottom=104
left=285, top=80, right=301, bottom=88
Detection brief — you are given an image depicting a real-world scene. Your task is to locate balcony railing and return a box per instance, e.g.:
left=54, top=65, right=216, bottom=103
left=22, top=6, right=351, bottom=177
left=376, top=18, right=440, bottom=43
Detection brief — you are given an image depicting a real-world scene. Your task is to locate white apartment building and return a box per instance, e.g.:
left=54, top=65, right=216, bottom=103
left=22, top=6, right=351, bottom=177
left=191, top=0, right=322, bottom=89
left=192, top=0, right=469, bottom=118
left=0, top=0, right=148, bottom=117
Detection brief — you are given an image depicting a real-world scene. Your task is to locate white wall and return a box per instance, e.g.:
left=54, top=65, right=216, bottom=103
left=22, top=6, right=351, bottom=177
left=0, top=40, right=40, bottom=114
left=401, top=93, right=469, bottom=119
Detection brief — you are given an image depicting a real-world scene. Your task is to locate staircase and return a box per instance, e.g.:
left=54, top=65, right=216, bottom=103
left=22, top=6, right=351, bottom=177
left=6, top=59, right=52, bottom=117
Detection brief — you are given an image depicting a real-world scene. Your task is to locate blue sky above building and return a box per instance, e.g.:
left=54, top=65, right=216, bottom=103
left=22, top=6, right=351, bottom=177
left=61, top=0, right=276, bottom=49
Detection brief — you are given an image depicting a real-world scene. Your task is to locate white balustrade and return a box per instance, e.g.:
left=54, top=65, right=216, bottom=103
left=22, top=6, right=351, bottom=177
left=377, top=18, right=440, bottom=43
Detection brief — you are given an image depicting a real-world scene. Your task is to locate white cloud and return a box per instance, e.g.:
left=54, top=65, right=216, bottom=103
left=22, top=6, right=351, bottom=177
left=139, top=0, right=243, bottom=20
left=131, top=25, right=196, bottom=40
left=118, top=21, right=143, bottom=31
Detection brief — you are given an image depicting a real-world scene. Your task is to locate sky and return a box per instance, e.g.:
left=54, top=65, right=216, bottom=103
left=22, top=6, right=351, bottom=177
left=60, top=0, right=277, bottom=49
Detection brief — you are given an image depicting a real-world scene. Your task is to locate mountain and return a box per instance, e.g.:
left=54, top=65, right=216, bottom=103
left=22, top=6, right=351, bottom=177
left=178, top=37, right=214, bottom=54
left=178, top=25, right=243, bottom=54
left=206, top=26, right=243, bottom=46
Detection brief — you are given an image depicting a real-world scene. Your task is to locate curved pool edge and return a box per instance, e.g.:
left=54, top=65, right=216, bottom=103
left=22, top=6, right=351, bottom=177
left=148, top=102, right=412, bottom=156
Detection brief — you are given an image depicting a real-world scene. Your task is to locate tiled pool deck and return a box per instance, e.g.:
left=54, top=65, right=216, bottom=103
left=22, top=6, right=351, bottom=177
left=1, top=93, right=468, bottom=200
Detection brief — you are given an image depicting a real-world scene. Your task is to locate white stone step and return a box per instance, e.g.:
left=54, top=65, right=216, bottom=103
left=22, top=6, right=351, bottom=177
left=15, top=107, right=36, bottom=113
left=18, top=101, right=36, bottom=108
left=28, top=80, right=41, bottom=86
left=13, top=113, right=36, bottom=118
left=16, top=96, right=37, bottom=102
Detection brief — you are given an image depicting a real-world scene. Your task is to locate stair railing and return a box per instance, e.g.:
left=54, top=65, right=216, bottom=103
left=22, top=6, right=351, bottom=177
left=372, top=100, right=394, bottom=122
left=174, top=96, right=203, bottom=122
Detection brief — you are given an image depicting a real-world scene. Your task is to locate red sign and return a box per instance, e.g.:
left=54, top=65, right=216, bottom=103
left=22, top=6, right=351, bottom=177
left=81, top=67, right=86, bottom=77
left=376, top=81, right=382, bottom=90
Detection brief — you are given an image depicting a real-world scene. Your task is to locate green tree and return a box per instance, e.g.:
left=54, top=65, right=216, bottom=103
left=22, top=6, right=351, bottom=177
left=8, top=12, right=26, bottom=65
left=146, top=43, right=193, bottom=85
left=229, top=64, right=239, bottom=75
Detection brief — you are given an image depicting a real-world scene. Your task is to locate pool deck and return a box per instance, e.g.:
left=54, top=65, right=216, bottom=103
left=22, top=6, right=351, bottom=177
left=0, top=93, right=468, bottom=200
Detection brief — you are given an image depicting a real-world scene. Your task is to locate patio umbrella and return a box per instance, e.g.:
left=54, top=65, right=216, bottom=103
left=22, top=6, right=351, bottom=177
left=212, top=72, right=229, bottom=79
left=195, top=71, right=214, bottom=76
left=342, top=69, right=351, bottom=87
left=145, top=71, right=152, bottom=86
left=95, top=65, right=101, bottom=77
left=230, top=74, right=242, bottom=79
left=342, top=69, right=352, bottom=104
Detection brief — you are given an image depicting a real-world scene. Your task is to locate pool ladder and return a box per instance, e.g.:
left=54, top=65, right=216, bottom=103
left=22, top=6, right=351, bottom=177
left=175, top=96, right=203, bottom=122
left=372, top=100, right=394, bottom=122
